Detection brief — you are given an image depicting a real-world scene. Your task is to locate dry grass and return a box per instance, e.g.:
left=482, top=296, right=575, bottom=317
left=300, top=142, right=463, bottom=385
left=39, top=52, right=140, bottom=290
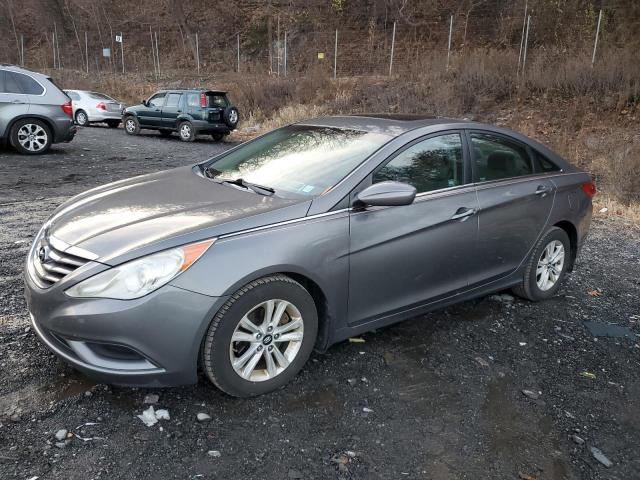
left=46, top=46, right=639, bottom=221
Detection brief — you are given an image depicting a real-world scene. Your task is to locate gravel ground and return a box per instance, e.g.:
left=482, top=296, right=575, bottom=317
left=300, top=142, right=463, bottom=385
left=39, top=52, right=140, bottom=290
left=0, top=126, right=639, bottom=480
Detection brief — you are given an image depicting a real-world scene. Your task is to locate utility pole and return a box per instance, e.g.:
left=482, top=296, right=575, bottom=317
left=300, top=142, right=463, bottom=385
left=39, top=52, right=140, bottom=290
left=85, top=31, right=89, bottom=73
left=389, top=21, right=396, bottom=75
left=120, top=32, right=124, bottom=74
left=20, top=34, right=24, bottom=66
left=283, top=31, right=287, bottom=76
left=591, top=9, right=603, bottom=66
left=237, top=34, right=240, bottom=73
left=195, top=32, right=200, bottom=74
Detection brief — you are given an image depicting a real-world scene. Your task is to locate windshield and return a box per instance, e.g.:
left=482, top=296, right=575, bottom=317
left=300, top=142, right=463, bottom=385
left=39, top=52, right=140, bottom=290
left=204, top=125, right=391, bottom=198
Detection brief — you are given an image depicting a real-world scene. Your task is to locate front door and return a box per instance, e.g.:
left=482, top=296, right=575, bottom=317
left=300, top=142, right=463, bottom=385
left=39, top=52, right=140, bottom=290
left=138, top=92, right=166, bottom=127
left=0, top=70, right=30, bottom=139
left=348, top=132, right=479, bottom=325
left=467, top=131, right=555, bottom=286
left=161, top=92, right=183, bottom=129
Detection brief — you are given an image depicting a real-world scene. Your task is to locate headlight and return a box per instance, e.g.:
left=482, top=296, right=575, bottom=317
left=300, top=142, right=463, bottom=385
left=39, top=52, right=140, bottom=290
left=66, top=239, right=214, bottom=299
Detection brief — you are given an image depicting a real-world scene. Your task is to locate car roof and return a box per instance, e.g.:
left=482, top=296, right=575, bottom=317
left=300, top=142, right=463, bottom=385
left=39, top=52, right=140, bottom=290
left=154, top=89, right=227, bottom=94
left=295, top=115, right=572, bottom=169
left=0, top=64, right=49, bottom=79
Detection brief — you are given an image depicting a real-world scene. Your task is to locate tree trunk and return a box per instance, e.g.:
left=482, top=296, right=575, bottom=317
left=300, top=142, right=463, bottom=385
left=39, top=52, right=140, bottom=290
left=169, top=0, right=198, bottom=64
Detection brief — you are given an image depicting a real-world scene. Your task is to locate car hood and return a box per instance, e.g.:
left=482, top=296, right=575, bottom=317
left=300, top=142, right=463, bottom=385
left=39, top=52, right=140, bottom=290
left=47, top=166, right=307, bottom=264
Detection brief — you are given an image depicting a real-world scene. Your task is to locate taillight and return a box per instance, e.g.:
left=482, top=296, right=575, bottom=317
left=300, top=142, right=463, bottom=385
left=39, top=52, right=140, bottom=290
left=61, top=101, right=73, bottom=117
left=200, top=93, right=206, bottom=108
left=581, top=182, right=596, bottom=198
left=96, top=102, right=107, bottom=111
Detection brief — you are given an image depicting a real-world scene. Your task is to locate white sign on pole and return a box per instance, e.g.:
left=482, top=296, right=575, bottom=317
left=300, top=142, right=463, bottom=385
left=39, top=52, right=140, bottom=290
left=115, top=35, right=122, bottom=43
left=102, top=48, right=111, bottom=57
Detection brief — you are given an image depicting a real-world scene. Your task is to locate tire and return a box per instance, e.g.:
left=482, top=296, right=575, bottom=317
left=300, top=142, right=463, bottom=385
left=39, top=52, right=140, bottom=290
left=222, top=107, right=239, bottom=129
left=106, top=120, right=120, bottom=129
left=10, top=119, right=52, bottom=155
left=159, top=130, right=172, bottom=137
left=201, top=275, right=318, bottom=397
left=75, top=110, right=89, bottom=127
left=178, top=121, right=196, bottom=142
left=512, top=227, right=570, bottom=301
left=211, top=132, right=224, bottom=142
left=123, top=116, right=140, bottom=135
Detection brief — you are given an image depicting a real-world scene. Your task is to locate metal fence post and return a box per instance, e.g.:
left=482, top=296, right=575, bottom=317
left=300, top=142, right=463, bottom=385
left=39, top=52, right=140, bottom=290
left=149, top=26, right=156, bottom=78
left=591, top=9, right=603, bottom=66
left=195, top=32, right=200, bottom=73
left=522, top=15, right=531, bottom=78
left=334, top=29, right=338, bottom=79
left=389, top=21, right=396, bottom=75
left=155, top=31, right=161, bottom=78
left=120, top=32, right=124, bottom=74
left=283, top=31, right=287, bottom=77
left=517, top=1, right=528, bottom=75
left=20, top=34, right=24, bottom=66
left=237, top=34, right=240, bottom=73
left=446, top=14, right=453, bottom=70
left=85, top=31, right=89, bottom=73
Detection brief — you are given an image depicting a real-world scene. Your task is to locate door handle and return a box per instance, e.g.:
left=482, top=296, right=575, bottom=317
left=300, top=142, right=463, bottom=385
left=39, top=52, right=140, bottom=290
left=535, top=185, right=551, bottom=196
left=12, top=100, right=25, bottom=104
left=451, top=207, right=476, bottom=220
left=177, top=110, right=182, bottom=113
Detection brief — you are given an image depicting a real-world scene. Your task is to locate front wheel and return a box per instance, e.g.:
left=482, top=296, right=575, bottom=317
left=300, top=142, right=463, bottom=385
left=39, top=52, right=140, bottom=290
left=178, top=121, right=195, bottom=142
left=201, top=275, right=318, bottom=397
left=513, top=227, right=570, bottom=301
left=124, top=116, right=140, bottom=135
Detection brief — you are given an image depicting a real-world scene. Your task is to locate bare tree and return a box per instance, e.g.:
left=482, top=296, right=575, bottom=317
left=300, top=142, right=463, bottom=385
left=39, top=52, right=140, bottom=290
left=5, top=0, right=21, bottom=62
left=168, top=0, right=198, bottom=63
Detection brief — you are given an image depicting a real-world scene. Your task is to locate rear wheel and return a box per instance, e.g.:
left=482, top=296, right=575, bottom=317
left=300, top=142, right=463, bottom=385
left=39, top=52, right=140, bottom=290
left=124, top=116, right=140, bottom=135
left=106, top=120, right=120, bottom=129
left=75, top=110, right=89, bottom=126
left=513, top=227, right=570, bottom=301
left=201, top=275, right=318, bottom=397
left=10, top=119, right=52, bottom=155
left=211, top=132, right=224, bottom=142
left=178, top=121, right=195, bottom=142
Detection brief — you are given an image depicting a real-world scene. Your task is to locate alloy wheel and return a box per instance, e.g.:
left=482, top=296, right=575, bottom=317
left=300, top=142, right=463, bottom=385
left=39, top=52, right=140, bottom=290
left=229, top=299, right=304, bottom=382
left=180, top=124, right=192, bottom=139
left=125, top=119, right=136, bottom=133
left=17, top=124, right=48, bottom=153
left=536, top=240, right=565, bottom=291
left=76, top=112, right=88, bottom=126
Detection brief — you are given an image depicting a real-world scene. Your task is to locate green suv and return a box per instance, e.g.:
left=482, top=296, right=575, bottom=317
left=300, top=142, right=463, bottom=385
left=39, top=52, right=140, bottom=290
left=122, top=89, right=239, bottom=142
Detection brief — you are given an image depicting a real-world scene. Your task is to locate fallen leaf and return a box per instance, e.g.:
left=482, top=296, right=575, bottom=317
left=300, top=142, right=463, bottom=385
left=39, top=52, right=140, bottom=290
left=587, top=289, right=603, bottom=297
left=580, top=371, right=597, bottom=380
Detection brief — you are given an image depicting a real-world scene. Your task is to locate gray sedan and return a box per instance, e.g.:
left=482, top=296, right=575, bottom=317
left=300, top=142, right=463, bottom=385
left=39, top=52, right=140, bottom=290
left=24, top=115, right=594, bottom=396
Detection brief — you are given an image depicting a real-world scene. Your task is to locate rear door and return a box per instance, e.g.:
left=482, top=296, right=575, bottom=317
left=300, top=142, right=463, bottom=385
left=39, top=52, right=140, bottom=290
left=0, top=70, right=30, bottom=139
left=348, top=131, right=479, bottom=325
left=161, top=92, right=183, bottom=129
left=138, top=92, right=166, bottom=127
left=468, top=130, right=555, bottom=286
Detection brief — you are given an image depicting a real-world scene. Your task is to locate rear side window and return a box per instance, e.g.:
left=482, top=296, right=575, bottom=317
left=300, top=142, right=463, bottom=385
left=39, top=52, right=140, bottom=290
left=374, top=133, right=464, bottom=193
left=536, top=152, right=561, bottom=172
left=206, top=93, right=228, bottom=108
left=14, top=73, right=44, bottom=95
left=88, top=92, right=112, bottom=100
left=165, top=93, right=182, bottom=108
left=471, top=133, right=533, bottom=181
left=4, top=71, right=24, bottom=94
left=186, top=93, right=200, bottom=107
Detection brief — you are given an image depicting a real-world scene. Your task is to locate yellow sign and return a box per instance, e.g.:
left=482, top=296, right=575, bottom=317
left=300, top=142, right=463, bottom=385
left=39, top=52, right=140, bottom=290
left=317, top=52, right=325, bottom=60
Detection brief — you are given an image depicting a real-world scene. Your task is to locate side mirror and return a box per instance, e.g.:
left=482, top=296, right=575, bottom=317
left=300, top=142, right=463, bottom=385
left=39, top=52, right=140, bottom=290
left=356, top=181, right=416, bottom=207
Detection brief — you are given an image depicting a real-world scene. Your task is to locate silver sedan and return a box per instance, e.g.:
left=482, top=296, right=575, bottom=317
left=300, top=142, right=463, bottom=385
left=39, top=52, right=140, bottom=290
left=63, top=90, right=124, bottom=128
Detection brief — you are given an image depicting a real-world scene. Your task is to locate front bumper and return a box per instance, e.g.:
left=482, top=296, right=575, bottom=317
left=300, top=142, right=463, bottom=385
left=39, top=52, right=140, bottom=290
left=25, top=270, right=228, bottom=387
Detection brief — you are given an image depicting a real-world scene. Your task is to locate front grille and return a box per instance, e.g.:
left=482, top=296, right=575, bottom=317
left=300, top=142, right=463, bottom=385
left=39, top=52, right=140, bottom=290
left=30, top=235, right=92, bottom=288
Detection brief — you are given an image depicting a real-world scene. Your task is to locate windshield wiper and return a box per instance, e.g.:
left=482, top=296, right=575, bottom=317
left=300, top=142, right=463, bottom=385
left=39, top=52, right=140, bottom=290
left=222, top=177, right=275, bottom=196
left=203, top=166, right=275, bottom=196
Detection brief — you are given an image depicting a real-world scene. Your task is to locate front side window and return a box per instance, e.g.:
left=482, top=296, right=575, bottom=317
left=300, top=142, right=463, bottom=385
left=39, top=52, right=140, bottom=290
left=148, top=93, right=166, bottom=108
left=471, top=133, right=532, bottom=181
left=373, top=134, right=464, bottom=193
left=205, top=125, right=391, bottom=198
left=165, top=93, right=182, bottom=108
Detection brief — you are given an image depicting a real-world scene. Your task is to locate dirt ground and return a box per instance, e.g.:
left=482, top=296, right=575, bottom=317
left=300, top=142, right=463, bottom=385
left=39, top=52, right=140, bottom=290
left=0, top=126, right=639, bottom=480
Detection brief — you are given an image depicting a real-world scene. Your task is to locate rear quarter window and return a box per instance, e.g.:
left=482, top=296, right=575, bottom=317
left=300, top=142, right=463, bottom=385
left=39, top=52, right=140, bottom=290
left=535, top=152, right=562, bottom=172
left=15, top=73, right=45, bottom=95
